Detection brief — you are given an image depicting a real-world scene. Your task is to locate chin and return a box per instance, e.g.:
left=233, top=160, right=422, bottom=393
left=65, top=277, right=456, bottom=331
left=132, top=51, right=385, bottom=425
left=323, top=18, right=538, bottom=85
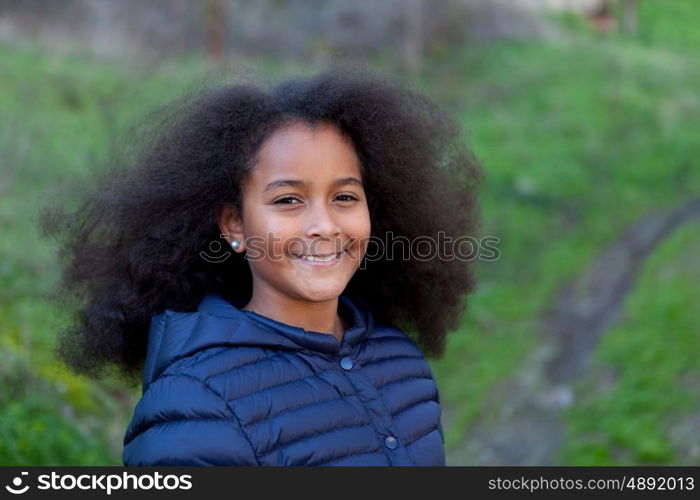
left=296, top=285, right=346, bottom=303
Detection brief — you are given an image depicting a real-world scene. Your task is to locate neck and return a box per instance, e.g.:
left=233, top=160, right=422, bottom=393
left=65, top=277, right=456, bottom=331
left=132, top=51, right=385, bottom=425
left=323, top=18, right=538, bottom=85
left=242, top=287, right=346, bottom=342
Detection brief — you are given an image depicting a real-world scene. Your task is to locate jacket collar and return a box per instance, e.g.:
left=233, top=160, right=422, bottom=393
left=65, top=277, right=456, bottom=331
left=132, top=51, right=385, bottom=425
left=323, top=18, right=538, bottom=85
left=142, top=292, right=374, bottom=391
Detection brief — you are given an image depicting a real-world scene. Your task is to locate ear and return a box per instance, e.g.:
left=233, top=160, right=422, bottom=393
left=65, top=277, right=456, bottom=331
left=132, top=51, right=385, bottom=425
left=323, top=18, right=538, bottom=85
left=216, top=203, right=246, bottom=253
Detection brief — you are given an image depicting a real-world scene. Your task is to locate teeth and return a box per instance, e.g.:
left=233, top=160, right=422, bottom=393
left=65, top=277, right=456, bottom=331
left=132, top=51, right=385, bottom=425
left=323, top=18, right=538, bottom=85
left=301, top=253, right=338, bottom=262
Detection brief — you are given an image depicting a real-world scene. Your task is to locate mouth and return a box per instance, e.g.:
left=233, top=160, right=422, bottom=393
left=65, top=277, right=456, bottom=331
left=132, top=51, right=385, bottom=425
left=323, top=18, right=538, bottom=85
left=293, top=240, right=355, bottom=261
left=295, top=250, right=344, bottom=262
left=292, top=242, right=355, bottom=266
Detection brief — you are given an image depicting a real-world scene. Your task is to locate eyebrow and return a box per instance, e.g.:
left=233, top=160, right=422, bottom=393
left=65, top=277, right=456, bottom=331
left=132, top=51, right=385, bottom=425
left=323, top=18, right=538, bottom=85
left=263, top=177, right=363, bottom=192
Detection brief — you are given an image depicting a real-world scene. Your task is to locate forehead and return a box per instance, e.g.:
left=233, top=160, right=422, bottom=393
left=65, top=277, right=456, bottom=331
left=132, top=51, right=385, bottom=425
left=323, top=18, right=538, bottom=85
left=248, top=122, right=362, bottom=185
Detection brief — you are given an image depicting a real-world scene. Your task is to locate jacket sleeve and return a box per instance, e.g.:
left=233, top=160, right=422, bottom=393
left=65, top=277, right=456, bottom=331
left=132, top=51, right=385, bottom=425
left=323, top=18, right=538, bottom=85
left=123, top=373, right=258, bottom=466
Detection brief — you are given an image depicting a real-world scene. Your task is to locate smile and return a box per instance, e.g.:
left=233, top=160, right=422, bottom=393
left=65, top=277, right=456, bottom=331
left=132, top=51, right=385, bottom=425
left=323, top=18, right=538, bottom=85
left=294, top=250, right=345, bottom=266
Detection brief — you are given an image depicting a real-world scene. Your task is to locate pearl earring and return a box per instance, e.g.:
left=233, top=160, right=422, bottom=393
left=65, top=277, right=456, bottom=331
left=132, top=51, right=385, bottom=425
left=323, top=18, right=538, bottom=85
left=230, top=240, right=240, bottom=250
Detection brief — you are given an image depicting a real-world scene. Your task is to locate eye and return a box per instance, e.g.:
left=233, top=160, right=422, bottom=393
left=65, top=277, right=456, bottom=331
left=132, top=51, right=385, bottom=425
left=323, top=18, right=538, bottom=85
left=274, top=196, right=301, bottom=205
left=335, top=194, right=359, bottom=202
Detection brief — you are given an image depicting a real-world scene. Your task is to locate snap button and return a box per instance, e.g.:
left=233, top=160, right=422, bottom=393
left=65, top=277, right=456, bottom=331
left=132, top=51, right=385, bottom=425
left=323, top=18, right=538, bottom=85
left=384, top=436, right=398, bottom=450
left=340, top=356, right=354, bottom=370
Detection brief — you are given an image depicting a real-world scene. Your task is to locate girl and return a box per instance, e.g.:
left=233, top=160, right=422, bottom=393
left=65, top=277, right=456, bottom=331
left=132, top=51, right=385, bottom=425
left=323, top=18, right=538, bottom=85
left=50, top=68, right=482, bottom=466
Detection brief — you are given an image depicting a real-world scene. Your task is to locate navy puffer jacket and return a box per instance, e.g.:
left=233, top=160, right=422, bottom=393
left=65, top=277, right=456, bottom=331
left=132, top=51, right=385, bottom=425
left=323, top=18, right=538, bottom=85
left=123, top=292, right=446, bottom=466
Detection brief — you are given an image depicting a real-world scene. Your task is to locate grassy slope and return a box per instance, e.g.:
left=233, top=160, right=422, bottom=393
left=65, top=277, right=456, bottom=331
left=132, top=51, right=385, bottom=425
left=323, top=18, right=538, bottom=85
left=0, top=45, right=211, bottom=464
left=426, top=3, right=700, bottom=464
left=558, top=218, right=700, bottom=464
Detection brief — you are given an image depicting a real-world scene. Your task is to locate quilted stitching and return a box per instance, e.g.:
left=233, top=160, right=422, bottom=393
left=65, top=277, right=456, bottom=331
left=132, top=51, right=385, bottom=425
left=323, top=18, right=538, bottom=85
left=122, top=292, right=446, bottom=466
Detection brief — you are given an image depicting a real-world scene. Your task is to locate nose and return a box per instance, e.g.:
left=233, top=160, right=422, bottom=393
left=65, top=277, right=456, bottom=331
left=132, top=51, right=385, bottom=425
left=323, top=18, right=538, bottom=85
left=305, top=200, right=342, bottom=248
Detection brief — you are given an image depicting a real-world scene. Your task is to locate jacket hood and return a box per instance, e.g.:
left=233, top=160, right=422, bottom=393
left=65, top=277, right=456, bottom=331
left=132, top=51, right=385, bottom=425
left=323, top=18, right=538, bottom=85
left=141, top=292, right=374, bottom=392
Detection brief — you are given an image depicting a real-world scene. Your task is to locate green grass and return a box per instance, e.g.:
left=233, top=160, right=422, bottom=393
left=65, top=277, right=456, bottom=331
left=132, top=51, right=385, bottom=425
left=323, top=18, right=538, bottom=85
left=0, top=44, right=211, bottom=465
left=558, top=219, right=700, bottom=465
left=2, top=1, right=700, bottom=464
left=423, top=7, right=700, bottom=464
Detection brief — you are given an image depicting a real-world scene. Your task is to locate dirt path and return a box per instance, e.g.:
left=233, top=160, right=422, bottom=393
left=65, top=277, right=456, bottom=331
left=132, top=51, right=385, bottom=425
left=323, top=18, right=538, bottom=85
left=446, top=196, right=700, bottom=465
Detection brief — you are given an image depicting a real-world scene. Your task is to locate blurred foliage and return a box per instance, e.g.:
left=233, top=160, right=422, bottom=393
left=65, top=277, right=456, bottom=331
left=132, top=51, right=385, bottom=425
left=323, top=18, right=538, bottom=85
left=1, top=0, right=699, bottom=465
left=422, top=1, right=700, bottom=464
left=633, top=0, right=700, bottom=54
left=0, top=332, right=117, bottom=464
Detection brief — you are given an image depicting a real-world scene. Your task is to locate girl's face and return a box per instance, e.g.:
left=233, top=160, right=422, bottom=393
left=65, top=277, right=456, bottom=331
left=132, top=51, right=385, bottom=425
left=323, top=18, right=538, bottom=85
left=219, top=121, right=371, bottom=304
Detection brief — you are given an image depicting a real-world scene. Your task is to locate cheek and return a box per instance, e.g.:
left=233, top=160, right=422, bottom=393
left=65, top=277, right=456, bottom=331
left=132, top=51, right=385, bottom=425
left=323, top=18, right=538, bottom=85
left=345, top=210, right=371, bottom=259
left=265, top=225, right=302, bottom=260
left=243, top=210, right=296, bottom=251
left=349, top=207, right=371, bottom=238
